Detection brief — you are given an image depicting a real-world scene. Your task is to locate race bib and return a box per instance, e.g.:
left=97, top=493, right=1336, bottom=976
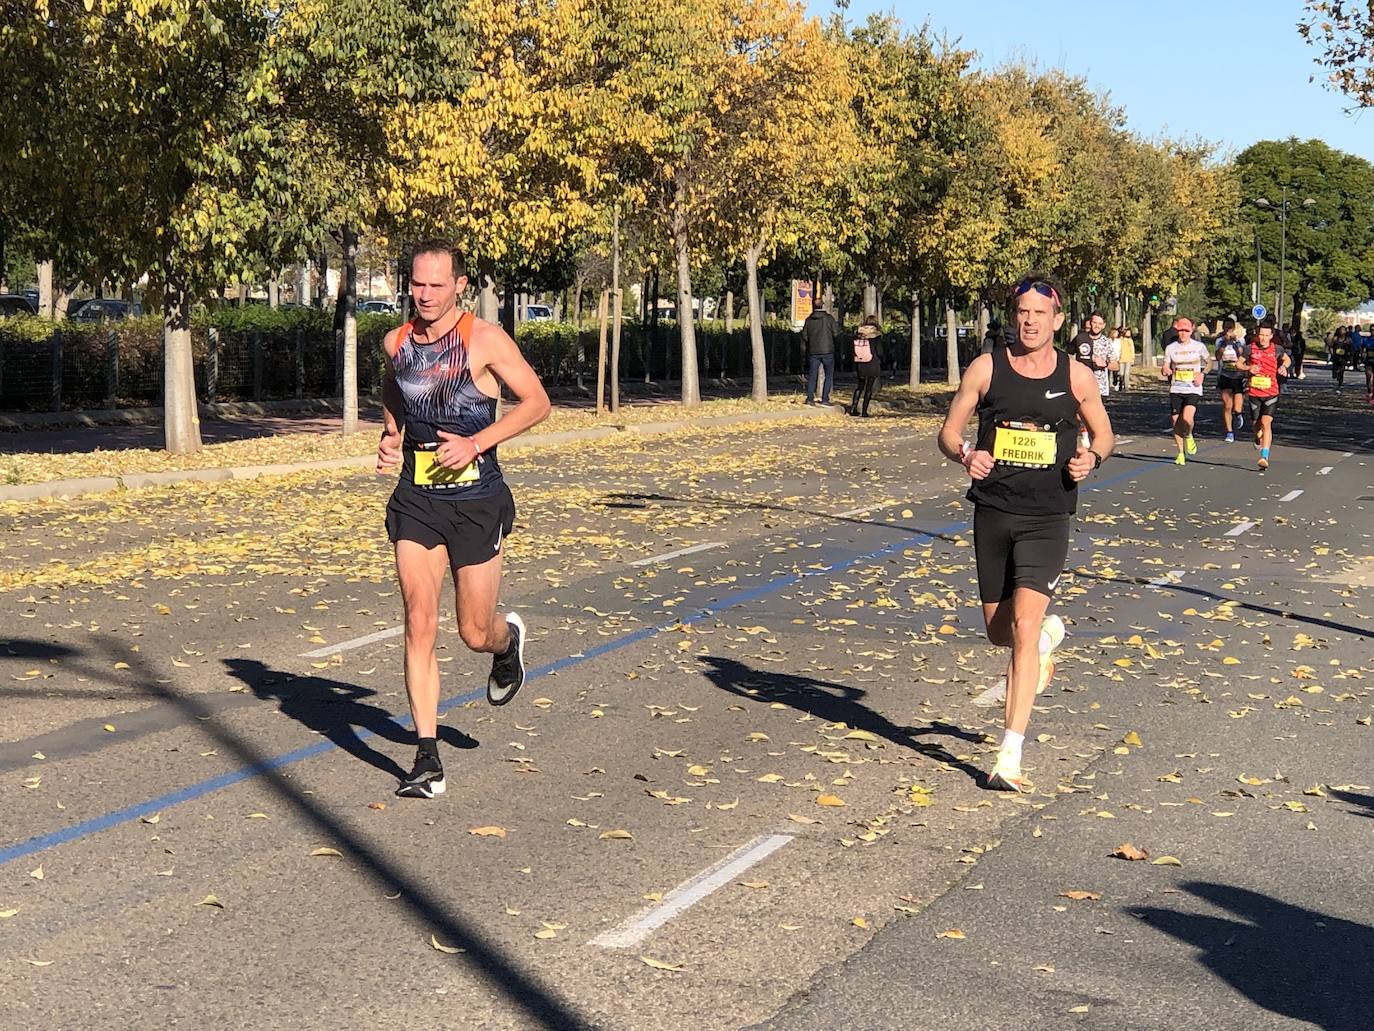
left=1221, top=358, right=1238, bottom=371
left=992, top=421, right=1057, bottom=468
left=1175, top=369, right=1195, bottom=383
left=1250, top=375, right=1272, bottom=390
left=412, top=450, right=479, bottom=488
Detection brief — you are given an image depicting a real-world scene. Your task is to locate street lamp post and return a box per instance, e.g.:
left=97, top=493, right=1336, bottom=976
left=1254, top=187, right=1316, bottom=329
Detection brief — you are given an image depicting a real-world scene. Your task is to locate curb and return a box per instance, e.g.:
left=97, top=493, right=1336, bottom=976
left=1, top=405, right=841, bottom=503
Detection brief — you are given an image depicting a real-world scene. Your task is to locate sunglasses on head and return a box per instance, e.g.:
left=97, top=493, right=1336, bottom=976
left=1014, top=280, right=1060, bottom=306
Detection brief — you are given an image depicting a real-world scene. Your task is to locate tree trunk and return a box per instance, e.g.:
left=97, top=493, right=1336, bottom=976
left=339, top=224, right=359, bottom=435
left=908, top=290, right=921, bottom=388
left=595, top=288, right=609, bottom=413
left=725, top=289, right=735, bottom=334
left=268, top=277, right=280, bottom=309
left=315, top=250, right=329, bottom=309
left=37, top=260, right=53, bottom=319
left=572, top=272, right=584, bottom=329
left=54, top=284, right=74, bottom=320
left=945, top=302, right=960, bottom=385
left=500, top=281, right=516, bottom=337
left=610, top=206, right=622, bottom=412
left=299, top=263, right=312, bottom=307
left=163, top=277, right=201, bottom=454
left=1113, top=297, right=1123, bottom=328
left=1141, top=306, right=1153, bottom=367
left=746, top=242, right=767, bottom=402
left=477, top=272, right=499, bottom=322
left=672, top=185, right=700, bottom=406
left=863, top=281, right=877, bottom=318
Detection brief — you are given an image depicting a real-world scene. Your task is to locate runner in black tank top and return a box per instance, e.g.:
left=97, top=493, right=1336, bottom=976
left=939, top=272, right=1114, bottom=794
left=377, top=240, right=551, bottom=799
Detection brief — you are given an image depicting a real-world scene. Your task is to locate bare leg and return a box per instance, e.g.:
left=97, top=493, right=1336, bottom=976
left=1220, top=389, right=1233, bottom=432
left=396, top=539, right=449, bottom=738
left=454, top=550, right=510, bottom=655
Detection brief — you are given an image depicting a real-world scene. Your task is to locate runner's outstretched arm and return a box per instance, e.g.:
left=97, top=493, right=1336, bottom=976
left=938, top=354, right=993, bottom=474
left=469, top=322, right=552, bottom=452
left=1067, top=360, right=1114, bottom=481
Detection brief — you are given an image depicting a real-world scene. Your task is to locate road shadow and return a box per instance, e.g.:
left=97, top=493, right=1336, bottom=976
left=1073, top=570, right=1374, bottom=640
left=698, top=654, right=986, bottom=785
left=222, top=657, right=477, bottom=780
left=1133, top=881, right=1374, bottom=1030
left=1329, top=788, right=1374, bottom=820
left=603, top=490, right=966, bottom=546
left=1, top=636, right=589, bottom=1029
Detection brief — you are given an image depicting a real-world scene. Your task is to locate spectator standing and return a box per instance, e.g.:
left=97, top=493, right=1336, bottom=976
left=800, top=303, right=839, bottom=406
left=848, top=317, right=884, bottom=417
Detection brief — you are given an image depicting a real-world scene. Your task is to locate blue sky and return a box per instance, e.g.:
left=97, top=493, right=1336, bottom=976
left=812, top=1, right=1372, bottom=162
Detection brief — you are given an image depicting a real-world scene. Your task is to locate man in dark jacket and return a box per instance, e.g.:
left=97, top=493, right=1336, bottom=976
left=800, top=304, right=839, bottom=405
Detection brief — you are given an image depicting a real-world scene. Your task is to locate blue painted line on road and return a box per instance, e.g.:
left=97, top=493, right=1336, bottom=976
left=0, top=436, right=1197, bottom=867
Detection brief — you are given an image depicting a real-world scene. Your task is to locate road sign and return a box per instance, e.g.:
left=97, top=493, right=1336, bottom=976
left=1252, top=304, right=1267, bottom=320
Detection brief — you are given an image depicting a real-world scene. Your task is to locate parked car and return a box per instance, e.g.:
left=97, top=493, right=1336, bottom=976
left=69, top=298, right=141, bottom=322
left=0, top=294, right=37, bottom=317
left=21, top=288, right=39, bottom=309
left=524, top=304, right=554, bottom=322
left=358, top=299, right=397, bottom=314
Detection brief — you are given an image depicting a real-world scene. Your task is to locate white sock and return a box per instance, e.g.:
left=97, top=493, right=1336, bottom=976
left=998, top=729, right=1024, bottom=767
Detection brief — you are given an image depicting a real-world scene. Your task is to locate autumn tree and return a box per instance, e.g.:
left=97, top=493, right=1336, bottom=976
left=1301, top=1, right=1374, bottom=107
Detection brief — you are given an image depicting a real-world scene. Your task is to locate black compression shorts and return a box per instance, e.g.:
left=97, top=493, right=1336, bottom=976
left=386, top=482, right=515, bottom=568
left=973, top=506, right=1072, bottom=604
left=1170, top=393, right=1201, bottom=415
left=1216, top=375, right=1246, bottom=393
left=1247, top=395, right=1279, bottom=422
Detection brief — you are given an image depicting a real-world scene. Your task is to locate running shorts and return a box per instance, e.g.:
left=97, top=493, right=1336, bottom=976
left=386, top=482, right=515, bottom=567
left=973, top=506, right=1072, bottom=604
left=1247, top=395, right=1279, bottom=422
left=1170, top=393, right=1201, bottom=415
left=1216, top=375, right=1246, bottom=393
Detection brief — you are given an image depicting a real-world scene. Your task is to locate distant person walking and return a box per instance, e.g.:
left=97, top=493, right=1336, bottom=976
left=848, top=317, right=884, bottom=417
left=1116, top=326, right=1136, bottom=392
left=800, top=303, right=839, bottom=406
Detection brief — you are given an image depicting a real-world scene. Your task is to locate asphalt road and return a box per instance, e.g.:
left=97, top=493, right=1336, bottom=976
left=1, top=371, right=1371, bottom=1030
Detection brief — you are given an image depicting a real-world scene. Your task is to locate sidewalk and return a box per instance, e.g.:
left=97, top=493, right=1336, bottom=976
left=0, top=396, right=860, bottom=504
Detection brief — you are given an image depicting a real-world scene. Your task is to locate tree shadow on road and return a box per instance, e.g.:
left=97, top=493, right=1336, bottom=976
left=222, top=657, right=477, bottom=780
left=698, top=654, right=986, bottom=785
left=2, top=636, right=590, bottom=1029
left=1133, top=881, right=1374, bottom=1030
left=1329, top=788, right=1374, bottom=820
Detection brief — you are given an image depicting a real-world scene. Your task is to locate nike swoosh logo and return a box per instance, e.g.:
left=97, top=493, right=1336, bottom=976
left=494, top=527, right=503, bottom=553
left=1047, top=575, right=1061, bottom=591
left=1045, top=391, right=1067, bottom=399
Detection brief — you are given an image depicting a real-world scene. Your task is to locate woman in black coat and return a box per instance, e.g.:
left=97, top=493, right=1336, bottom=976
left=849, top=317, right=883, bottom=417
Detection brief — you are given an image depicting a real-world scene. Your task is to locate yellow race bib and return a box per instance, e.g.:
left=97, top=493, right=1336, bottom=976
left=1175, top=369, right=1195, bottom=383
left=992, top=422, right=1057, bottom=468
left=412, top=450, right=479, bottom=488
left=1250, top=375, right=1272, bottom=390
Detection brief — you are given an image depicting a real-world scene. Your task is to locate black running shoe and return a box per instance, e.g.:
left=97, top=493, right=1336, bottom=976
left=396, top=752, right=445, bottom=799
left=487, top=612, right=526, bottom=705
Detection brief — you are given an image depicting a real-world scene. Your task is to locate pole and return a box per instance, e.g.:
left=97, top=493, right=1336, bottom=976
left=1254, top=230, right=1261, bottom=306
left=1277, top=185, right=1288, bottom=328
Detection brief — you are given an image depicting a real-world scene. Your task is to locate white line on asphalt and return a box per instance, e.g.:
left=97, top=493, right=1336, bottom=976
left=1147, top=569, right=1188, bottom=591
left=1342, top=451, right=1354, bottom=458
left=1318, top=467, right=1333, bottom=476
left=1225, top=520, right=1256, bottom=537
left=590, top=833, right=795, bottom=948
left=298, top=625, right=404, bottom=658
left=1116, top=437, right=1134, bottom=445
left=628, top=541, right=726, bottom=567
left=1280, top=489, right=1304, bottom=503
left=832, top=504, right=888, bottom=518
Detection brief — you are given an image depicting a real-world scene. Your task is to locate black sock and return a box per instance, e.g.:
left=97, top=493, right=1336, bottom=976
left=417, top=736, right=439, bottom=760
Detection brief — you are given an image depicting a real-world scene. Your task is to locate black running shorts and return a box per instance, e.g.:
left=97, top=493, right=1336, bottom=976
left=1247, top=395, right=1279, bottom=422
left=973, top=506, right=1072, bottom=604
left=1216, top=375, right=1246, bottom=394
left=386, top=482, right=515, bottom=568
left=1169, top=393, right=1200, bottom=416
